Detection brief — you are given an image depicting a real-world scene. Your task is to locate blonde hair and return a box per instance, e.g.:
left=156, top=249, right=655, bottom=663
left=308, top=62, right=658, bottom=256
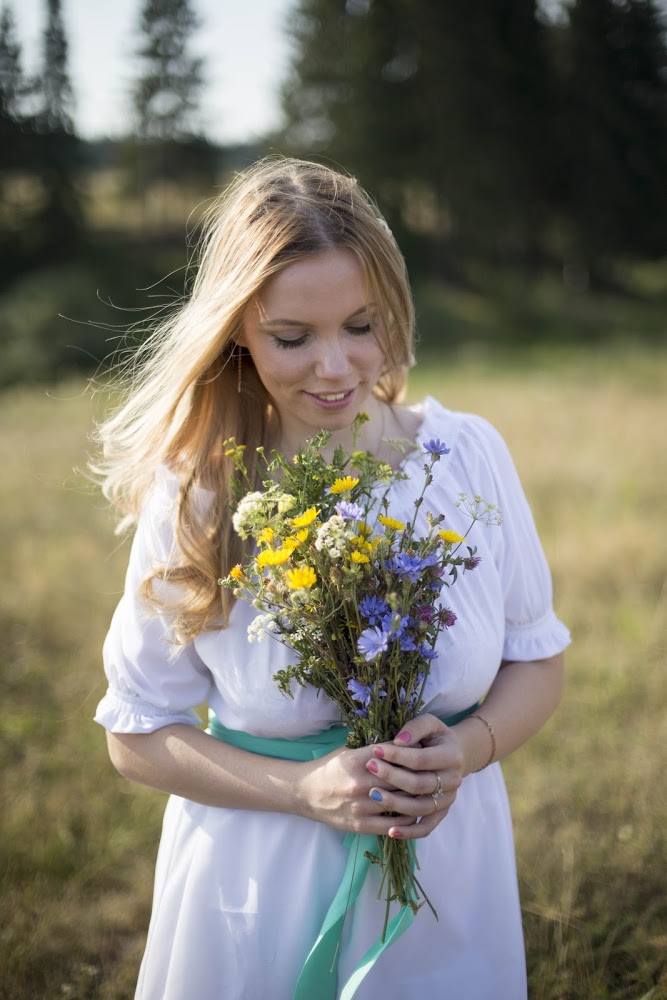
left=94, top=157, right=415, bottom=642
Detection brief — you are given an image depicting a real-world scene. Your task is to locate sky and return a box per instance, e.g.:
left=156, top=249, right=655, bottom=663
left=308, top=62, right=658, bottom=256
left=12, top=0, right=298, bottom=144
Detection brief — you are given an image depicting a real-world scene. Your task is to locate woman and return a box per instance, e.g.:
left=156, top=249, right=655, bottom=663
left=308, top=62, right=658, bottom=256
left=94, top=158, right=570, bottom=999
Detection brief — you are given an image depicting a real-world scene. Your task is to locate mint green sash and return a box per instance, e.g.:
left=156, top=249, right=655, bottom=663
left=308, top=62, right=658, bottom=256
left=208, top=704, right=478, bottom=999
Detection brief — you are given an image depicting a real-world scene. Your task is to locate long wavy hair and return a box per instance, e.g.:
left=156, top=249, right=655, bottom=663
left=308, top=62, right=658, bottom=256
left=93, top=157, right=416, bottom=642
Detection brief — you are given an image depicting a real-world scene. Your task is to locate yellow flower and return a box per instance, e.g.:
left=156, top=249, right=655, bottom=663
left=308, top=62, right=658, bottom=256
left=283, top=529, right=308, bottom=551
left=330, top=476, right=360, bottom=494
left=351, top=535, right=373, bottom=551
left=439, top=529, right=465, bottom=544
left=224, top=444, right=246, bottom=458
left=356, top=522, right=372, bottom=536
left=291, top=507, right=319, bottom=528
left=378, top=514, right=406, bottom=531
left=257, top=527, right=274, bottom=545
left=229, top=564, right=244, bottom=581
left=350, top=550, right=370, bottom=564
left=286, top=566, right=317, bottom=590
left=256, top=547, right=292, bottom=567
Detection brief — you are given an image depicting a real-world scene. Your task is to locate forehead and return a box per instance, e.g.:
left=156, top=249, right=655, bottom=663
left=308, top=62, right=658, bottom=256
left=256, top=250, right=368, bottom=316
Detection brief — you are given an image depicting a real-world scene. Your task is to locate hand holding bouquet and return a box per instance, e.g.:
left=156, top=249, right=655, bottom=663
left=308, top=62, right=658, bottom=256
left=221, top=413, right=500, bottom=937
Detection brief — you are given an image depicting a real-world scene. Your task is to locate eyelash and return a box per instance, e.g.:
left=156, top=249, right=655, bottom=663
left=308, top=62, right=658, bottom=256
left=271, top=324, right=372, bottom=350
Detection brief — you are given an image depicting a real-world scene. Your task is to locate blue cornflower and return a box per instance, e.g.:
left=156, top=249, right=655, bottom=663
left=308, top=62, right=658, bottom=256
left=347, top=676, right=373, bottom=706
left=335, top=500, right=364, bottom=521
left=386, top=552, right=425, bottom=583
left=358, top=595, right=390, bottom=625
left=385, top=613, right=410, bottom=639
left=420, top=551, right=441, bottom=569
left=400, top=633, right=417, bottom=652
left=357, top=626, right=390, bottom=662
left=418, top=644, right=439, bottom=661
left=422, top=438, right=451, bottom=458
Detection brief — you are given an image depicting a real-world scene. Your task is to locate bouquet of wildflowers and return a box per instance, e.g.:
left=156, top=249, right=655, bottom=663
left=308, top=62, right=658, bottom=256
left=221, top=413, right=499, bottom=935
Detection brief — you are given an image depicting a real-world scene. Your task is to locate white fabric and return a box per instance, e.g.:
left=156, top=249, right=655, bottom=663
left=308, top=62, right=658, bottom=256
left=95, top=397, right=570, bottom=999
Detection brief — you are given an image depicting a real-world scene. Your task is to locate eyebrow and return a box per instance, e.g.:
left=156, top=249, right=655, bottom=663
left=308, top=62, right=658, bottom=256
left=257, top=305, right=372, bottom=328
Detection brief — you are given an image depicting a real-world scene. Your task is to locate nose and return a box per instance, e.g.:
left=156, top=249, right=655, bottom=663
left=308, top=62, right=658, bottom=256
left=313, top=335, right=353, bottom=380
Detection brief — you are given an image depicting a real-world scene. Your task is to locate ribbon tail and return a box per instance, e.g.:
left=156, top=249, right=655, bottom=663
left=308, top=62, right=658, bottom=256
left=339, top=900, right=416, bottom=1000
left=293, top=833, right=375, bottom=1000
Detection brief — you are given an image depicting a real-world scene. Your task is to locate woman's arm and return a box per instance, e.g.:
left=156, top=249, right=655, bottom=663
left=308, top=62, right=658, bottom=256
left=106, top=724, right=429, bottom=836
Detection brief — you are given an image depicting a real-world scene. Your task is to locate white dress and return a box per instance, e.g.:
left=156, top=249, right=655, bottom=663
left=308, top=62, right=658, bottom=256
left=95, top=397, right=571, bottom=1000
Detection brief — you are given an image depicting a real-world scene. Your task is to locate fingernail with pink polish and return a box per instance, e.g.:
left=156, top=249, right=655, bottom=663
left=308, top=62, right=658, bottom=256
left=396, top=731, right=411, bottom=743
left=372, top=746, right=385, bottom=758
left=366, top=759, right=379, bottom=774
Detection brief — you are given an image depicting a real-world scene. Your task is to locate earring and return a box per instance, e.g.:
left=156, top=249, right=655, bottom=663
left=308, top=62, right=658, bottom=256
left=236, top=345, right=242, bottom=394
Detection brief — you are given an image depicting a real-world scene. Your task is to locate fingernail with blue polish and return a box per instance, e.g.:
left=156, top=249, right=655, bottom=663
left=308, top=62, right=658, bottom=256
left=369, top=789, right=383, bottom=803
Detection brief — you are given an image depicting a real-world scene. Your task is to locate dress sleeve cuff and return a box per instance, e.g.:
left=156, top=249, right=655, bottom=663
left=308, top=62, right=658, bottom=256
left=94, top=687, right=202, bottom=734
left=502, top=609, right=571, bottom=663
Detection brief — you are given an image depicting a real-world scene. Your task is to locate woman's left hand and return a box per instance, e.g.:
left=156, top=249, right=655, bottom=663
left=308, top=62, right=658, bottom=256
left=365, top=713, right=465, bottom=839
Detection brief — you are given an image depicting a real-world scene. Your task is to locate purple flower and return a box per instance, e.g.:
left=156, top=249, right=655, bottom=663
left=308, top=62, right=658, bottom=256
left=415, top=605, right=436, bottom=624
left=357, top=626, right=390, bottom=662
left=358, top=595, right=390, bottom=625
left=438, top=607, right=457, bottom=628
left=347, top=677, right=373, bottom=706
left=335, top=500, right=364, bottom=521
left=422, top=438, right=451, bottom=458
left=464, top=555, right=482, bottom=571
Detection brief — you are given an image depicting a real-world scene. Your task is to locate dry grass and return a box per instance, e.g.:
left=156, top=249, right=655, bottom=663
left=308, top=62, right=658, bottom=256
left=1, top=348, right=665, bottom=998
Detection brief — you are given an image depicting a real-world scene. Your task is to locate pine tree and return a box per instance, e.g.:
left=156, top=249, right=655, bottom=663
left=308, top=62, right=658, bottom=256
left=133, top=0, right=204, bottom=141
left=557, top=0, right=667, bottom=264
left=0, top=1, right=24, bottom=120
left=281, top=0, right=553, bottom=269
left=39, top=0, right=74, bottom=131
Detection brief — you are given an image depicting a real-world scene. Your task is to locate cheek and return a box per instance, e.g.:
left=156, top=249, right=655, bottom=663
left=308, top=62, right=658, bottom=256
left=255, top=350, right=301, bottom=386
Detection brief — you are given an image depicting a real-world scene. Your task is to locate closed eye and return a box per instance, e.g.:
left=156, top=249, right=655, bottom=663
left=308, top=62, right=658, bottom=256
left=347, top=323, right=372, bottom=335
left=271, top=334, right=308, bottom=350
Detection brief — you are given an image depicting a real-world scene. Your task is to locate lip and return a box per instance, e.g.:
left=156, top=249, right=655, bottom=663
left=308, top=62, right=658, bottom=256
left=304, top=388, right=356, bottom=410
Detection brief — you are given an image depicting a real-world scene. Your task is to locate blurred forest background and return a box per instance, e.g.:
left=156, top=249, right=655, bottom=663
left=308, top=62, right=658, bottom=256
left=2, top=0, right=667, bottom=386
left=1, top=1, right=666, bottom=998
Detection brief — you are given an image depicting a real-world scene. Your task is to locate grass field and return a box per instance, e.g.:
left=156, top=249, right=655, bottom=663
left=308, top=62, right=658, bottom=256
left=1, top=346, right=666, bottom=999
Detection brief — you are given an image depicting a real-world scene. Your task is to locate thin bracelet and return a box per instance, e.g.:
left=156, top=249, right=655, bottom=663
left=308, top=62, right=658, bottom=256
left=470, top=713, right=497, bottom=771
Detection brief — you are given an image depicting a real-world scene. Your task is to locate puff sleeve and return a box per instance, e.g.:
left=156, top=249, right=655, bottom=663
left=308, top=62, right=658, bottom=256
left=455, top=411, right=571, bottom=663
left=94, top=472, right=213, bottom=734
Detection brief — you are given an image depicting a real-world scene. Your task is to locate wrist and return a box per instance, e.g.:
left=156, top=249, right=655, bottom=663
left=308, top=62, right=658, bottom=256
left=455, top=713, right=497, bottom=777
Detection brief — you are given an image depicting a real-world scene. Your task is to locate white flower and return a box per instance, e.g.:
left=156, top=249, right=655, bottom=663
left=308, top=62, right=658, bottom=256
left=277, top=493, right=296, bottom=514
left=232, top=491, right=265, bottom=538
left=247, top=613, right=280, bottom=644
left=314, top=515, right=349, bottom=559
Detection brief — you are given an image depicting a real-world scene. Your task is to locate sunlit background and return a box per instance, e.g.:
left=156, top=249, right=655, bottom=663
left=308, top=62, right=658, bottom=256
left=1, top=2, right=666, bottom=997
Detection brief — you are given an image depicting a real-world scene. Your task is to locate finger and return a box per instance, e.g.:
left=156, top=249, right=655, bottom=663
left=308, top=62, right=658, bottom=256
left=367, top=785, right=457, bottom=818
left=392, top=713, right=447, bottom=746
left=366, top=755, right=463, bottom=796
left=370, top=740, right=464, bottom=776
